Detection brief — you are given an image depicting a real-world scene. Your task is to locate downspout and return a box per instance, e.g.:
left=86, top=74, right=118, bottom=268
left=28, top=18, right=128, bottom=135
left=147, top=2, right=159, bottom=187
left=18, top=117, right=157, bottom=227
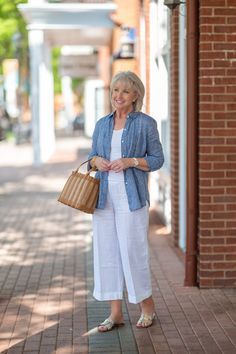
left=178, top=3, right=186, bottom=251
left=184, top=0, right=199, bottom=286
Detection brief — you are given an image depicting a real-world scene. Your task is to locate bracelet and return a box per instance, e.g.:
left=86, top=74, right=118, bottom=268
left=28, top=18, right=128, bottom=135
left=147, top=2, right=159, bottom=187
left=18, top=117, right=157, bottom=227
left=133, top=157, right=139, bottom=167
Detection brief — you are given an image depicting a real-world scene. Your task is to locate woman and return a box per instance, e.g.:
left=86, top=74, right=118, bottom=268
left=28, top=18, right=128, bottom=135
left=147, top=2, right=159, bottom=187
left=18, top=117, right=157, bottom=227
left=88, top=71, right=164, bottom=332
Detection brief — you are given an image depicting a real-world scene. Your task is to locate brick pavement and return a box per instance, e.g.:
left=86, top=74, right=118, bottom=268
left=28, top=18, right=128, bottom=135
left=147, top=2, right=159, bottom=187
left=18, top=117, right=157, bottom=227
left=0, top=136, right=236, bottom=354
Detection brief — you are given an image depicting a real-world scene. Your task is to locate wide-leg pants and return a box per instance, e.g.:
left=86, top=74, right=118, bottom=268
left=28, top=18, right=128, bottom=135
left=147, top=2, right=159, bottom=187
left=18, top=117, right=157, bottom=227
left=92, top=180, right=152, bottom=304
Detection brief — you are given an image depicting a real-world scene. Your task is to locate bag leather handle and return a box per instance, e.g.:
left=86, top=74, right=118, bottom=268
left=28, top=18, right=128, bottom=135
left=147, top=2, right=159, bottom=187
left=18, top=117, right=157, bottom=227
left=74, top=158, right=97, bottom=174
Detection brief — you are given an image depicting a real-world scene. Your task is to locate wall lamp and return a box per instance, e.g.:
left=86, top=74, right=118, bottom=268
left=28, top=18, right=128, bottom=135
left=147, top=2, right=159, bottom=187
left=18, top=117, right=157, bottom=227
left=164, top=0, right=185, bottom=10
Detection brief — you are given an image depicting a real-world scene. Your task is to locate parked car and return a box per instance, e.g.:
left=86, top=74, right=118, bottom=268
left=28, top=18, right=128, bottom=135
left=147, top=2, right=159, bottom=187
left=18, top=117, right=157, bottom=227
left=13, top=122, right=31, bottom=145
left=72, top=113, right=84, bottom=131
left=0, top=108, right=11, bottom=141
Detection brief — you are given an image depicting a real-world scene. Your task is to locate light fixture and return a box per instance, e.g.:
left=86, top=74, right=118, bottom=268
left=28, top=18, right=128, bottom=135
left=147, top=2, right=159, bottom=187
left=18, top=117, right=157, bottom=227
left=164, top=0, right=185, bottom=10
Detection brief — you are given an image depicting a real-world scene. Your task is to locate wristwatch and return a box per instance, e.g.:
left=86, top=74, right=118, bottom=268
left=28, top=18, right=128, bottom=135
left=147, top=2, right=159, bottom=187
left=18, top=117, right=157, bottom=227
left=133, top=157, right=139, bottom=167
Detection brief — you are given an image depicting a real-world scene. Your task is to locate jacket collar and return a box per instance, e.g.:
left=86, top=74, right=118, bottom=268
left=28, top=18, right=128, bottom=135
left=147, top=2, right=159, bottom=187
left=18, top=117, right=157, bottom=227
left=108, top=111, right=138, bottom=120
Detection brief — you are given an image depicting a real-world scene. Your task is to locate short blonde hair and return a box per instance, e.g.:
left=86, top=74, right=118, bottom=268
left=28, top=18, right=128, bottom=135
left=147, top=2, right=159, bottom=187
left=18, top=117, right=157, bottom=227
left=110, top=71, right=145, bottom=112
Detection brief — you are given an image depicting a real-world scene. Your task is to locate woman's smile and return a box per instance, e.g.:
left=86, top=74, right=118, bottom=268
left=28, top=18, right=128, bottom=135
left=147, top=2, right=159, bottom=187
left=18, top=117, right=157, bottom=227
left=115, top=99, right=125, bottom=104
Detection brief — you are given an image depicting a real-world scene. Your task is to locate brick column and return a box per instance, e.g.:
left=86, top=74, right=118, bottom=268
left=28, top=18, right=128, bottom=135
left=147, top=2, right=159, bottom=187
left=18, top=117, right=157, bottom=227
left=198, top=1, right=236, bottom=287
left=142, top=0, right=150, bottom=113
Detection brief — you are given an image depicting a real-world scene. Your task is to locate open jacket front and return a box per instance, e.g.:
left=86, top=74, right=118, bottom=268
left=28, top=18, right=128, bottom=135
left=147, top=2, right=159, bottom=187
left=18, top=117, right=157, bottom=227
left=88, top=111, right=164, bottom=211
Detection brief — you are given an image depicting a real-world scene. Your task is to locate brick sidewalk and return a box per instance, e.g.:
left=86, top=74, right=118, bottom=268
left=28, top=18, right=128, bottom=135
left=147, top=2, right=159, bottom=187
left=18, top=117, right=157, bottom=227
left=0, top=137, right=236, bottom=354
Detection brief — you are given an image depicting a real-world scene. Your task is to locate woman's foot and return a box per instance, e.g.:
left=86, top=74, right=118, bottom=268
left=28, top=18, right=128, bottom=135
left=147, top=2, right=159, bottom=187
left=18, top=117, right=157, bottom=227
left=140, top=296, right=155, bottom=317
left=136, top=313, right=156, bottom=328
left=98, top=317, right=124, bottom=332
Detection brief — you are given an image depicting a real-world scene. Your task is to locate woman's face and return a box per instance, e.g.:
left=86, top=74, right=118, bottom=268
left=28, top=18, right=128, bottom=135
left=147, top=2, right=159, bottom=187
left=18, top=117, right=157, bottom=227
left=111, top=80, right=137, bottom=112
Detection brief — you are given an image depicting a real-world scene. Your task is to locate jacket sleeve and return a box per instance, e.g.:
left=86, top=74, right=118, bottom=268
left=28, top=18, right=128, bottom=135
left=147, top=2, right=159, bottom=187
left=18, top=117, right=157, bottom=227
left=144, top=119, right=164, bottom=172
left=87, top=120, right=100, bottom=170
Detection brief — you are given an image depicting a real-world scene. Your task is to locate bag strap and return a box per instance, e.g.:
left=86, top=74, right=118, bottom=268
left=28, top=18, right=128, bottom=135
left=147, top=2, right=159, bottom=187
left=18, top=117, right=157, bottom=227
left=75, top=158, right=97, bottom=174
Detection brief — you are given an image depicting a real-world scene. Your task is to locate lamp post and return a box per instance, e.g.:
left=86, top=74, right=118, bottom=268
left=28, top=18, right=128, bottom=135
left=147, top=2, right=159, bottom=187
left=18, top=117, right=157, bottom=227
left=164, top=0, right=185, bottom=10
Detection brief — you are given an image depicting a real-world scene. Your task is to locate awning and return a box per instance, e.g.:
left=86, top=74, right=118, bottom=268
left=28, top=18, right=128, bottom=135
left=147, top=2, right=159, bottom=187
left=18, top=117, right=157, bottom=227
left=18, top=3, right=117, bottom=46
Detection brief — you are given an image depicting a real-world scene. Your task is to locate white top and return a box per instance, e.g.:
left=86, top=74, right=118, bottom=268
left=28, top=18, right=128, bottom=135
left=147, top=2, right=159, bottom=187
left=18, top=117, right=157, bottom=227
left=108, top=129, right=124, bottom=182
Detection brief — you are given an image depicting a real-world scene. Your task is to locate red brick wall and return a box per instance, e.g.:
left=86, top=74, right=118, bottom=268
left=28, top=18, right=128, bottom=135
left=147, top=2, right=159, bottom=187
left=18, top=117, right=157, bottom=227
left=170, top=10, right=179, bottom=247
left=198, top=0, right=236, bottom=287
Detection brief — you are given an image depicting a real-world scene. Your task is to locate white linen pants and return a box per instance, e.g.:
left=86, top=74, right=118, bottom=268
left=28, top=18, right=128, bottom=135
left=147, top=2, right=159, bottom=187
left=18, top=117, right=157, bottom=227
left=92, top=180, right=152, bottom=304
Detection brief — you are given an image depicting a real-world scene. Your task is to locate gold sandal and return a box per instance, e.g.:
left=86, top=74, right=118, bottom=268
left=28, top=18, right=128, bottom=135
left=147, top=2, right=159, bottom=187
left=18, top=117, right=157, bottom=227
left=98, top=318, right=124, bottom=332
left=136, top=313, right=156, bottom=328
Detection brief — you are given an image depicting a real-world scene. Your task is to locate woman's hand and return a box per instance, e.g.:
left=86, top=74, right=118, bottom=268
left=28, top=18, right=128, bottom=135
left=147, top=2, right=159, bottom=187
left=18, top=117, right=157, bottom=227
left=94, top=157, right=111, bottom=172
left=109, top=158, right=132, bottom=172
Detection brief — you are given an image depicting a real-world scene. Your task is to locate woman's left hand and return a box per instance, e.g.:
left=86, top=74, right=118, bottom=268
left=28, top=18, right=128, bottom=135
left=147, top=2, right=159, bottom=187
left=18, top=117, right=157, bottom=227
left=109, top=158, right=132, bottom=172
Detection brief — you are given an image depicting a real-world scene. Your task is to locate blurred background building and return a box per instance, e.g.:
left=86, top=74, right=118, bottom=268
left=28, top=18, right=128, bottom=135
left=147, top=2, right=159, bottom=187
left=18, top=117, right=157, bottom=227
left=15, top=0, right=171, bottom=235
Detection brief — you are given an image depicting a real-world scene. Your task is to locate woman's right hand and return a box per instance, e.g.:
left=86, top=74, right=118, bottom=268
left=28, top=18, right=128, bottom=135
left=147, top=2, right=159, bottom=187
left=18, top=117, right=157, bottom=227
left=94, top=157, right=110, bottom=171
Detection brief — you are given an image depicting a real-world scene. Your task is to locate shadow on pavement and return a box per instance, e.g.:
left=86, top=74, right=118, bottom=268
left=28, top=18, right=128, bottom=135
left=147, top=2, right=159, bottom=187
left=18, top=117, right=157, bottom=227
left=0, top=139, right=94, bottom=353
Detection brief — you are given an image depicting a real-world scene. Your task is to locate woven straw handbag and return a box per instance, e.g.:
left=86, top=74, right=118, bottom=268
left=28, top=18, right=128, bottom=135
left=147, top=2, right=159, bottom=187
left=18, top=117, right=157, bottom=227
left=58, top=159, right=100, bottom=214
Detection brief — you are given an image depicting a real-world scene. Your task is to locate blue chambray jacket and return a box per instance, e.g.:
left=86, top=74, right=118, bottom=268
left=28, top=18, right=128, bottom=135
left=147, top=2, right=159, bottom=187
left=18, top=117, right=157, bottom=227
left=88, top=111, right=164, bottom=211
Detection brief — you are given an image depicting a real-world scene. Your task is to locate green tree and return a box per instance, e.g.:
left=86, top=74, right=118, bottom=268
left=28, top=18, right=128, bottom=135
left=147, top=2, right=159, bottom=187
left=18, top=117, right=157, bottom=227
left=52, top=47, right=62, bottom=94
left=0, top=0, right=27, bottom=72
